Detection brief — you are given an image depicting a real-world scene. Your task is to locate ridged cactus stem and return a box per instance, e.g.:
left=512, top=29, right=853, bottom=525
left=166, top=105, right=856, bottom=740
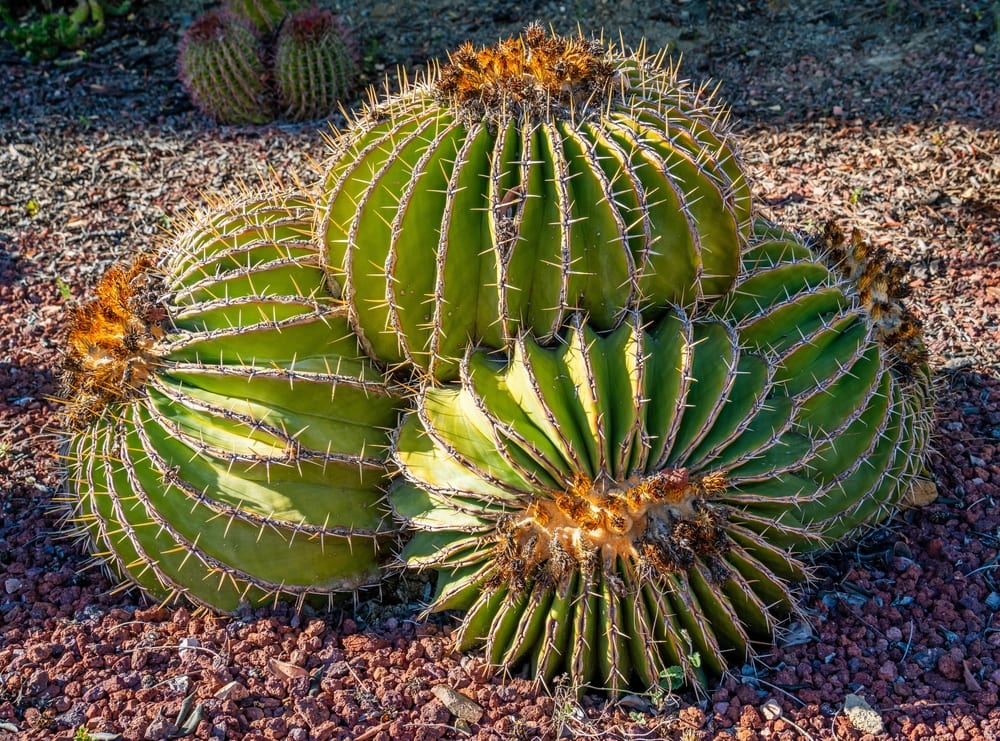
left=223, top=0, right=309, bottom=34
left=390, top=222, right=933, bottom=692
left=60, top=192, right=404, bottom=612
left=178, top=10, right=273, bottom=125
left=274, top=9, right=359, bottom=122
left=321, top=23, right=752, bottom=380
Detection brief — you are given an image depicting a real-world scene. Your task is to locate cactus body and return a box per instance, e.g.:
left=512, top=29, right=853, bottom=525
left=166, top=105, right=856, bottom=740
left=274, top=9, right=359, bottom=121
left=320, top=24, right=752, bottom=380
left=390, top=225, right=932, bottom=691
left=60, top=193, right=403, bottom=612
left=178, top=10, right=272, bottom=125
left=223, top=0, right=309, bottom=34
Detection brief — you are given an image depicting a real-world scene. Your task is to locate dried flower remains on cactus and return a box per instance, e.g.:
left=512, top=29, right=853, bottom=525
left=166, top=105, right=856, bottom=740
left=390, top=222, right=933, bottom=692
left=320, top=23, right=752, bottom=380
left=58, top=191, right=404, bottom=612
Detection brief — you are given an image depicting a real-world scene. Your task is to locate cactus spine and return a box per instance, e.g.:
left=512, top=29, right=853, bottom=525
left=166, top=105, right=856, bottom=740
left=60, top=192, right=403, bottom=612
left=320, top=24, right=752, bottom=380
left=274, top=9, right=359, bottom=122
left=390, top=224, right=933, bottom=691
left=177, top=9, right=272, bottom=125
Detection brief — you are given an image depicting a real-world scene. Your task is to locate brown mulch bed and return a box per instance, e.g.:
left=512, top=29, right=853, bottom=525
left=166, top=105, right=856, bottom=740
left=1, top=1, right=998, bottom=739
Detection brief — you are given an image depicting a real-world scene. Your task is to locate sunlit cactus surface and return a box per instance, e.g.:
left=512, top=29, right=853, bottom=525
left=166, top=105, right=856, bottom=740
left=59, top=191, right=404, bottom=612
left=320, top=23, right=753, bottom=380
left=390, top=222, right=933, bottom=692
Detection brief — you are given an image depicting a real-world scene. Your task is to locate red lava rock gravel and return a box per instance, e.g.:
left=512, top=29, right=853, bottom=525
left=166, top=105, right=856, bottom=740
left=1, top=1, right=998, bottom=739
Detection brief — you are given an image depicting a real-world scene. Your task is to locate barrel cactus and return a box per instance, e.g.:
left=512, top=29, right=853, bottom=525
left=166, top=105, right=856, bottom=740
left=389, top=223, right=932, bottom=692
left=59, top=191, right=404, bottom=612
left=320, top=23, right=753, bottom=380
left=274, top=8, right=359, bottom=121
left=178, top=9, right=272, bottom=125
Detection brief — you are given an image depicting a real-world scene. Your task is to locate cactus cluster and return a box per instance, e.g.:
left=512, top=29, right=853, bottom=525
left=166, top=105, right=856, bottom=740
left=60, top=24, right=934, bottom=693
left=178, top=4, right=359, bottom=124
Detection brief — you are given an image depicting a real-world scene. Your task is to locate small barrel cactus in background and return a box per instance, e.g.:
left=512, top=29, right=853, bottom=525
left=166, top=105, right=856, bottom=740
left=274, top=8, right=359, bottom=121
left=177, top=9, right=273, bottom=125
left=320, top=23, right=753, bottom=381
left=389, top=223, right=933, bottom=692
left=59, top=191, right=404, bottom=612
left=224, top=0, right=310, bottom=34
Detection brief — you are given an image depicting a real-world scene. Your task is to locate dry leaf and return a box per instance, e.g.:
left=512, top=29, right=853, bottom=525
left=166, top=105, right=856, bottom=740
left=900, top=479, right=938, bottom=509
left=761, top=698, right=783, bottom=721
left=844, top=693, right=884, bottom=734
left=431, top=685, right=484, bottom=724
left=964, top=660, right=983, bottom=692
left=214, top=680, right=248, bottom=701
left=267, top=657, right=309, bottom=681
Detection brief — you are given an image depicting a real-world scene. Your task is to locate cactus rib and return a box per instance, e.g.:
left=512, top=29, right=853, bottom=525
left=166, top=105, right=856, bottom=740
left=59, top=191, right=404, bottom=612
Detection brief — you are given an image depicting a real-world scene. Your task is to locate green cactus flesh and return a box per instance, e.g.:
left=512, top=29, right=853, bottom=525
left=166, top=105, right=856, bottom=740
left=390, top=227, right=932, bottom=691
left=274, top=9, right=358, bottom=122
left=60, top=192, right=403, bottom=612
left=223, top=0, right=309, bottom=34
left=320, top=24, right=752, bottom=380
left=178, top=10, right=272, bottom=125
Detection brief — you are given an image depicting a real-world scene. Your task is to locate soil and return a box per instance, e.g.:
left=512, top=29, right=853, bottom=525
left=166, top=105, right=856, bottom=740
left=1, top=0, right=998, bottom=739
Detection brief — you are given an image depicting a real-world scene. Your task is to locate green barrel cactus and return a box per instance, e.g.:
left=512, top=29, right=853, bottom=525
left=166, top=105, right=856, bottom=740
left=59, top=192, right=403, bottom=612
left=224, top=0, right=310, bottom=34
left=178, top=9, right=273, bottom=125
left=274, top=8, right=359, bottom=122
left=389, top=223, right=932, bottom=692
left=320, top=23, right=753, bottom=380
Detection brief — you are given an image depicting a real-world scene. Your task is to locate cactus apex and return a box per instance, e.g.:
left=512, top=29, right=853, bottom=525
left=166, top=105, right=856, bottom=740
left=435, top=22, right=617, bottom=123
left=60, top=255, right=165, bottom=430
left=817, top=221, right=929, bottom=376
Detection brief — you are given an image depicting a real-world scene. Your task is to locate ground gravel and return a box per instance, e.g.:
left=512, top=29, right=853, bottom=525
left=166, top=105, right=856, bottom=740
left=1, top=0, right=998, bottom=739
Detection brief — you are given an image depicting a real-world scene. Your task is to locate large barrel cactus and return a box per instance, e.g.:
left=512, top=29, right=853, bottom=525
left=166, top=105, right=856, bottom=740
left=389, top=223, right=933, bottom=692
left=59, top=192, right=403, bottom=612
left=320, top=23, right=753, bottom=380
